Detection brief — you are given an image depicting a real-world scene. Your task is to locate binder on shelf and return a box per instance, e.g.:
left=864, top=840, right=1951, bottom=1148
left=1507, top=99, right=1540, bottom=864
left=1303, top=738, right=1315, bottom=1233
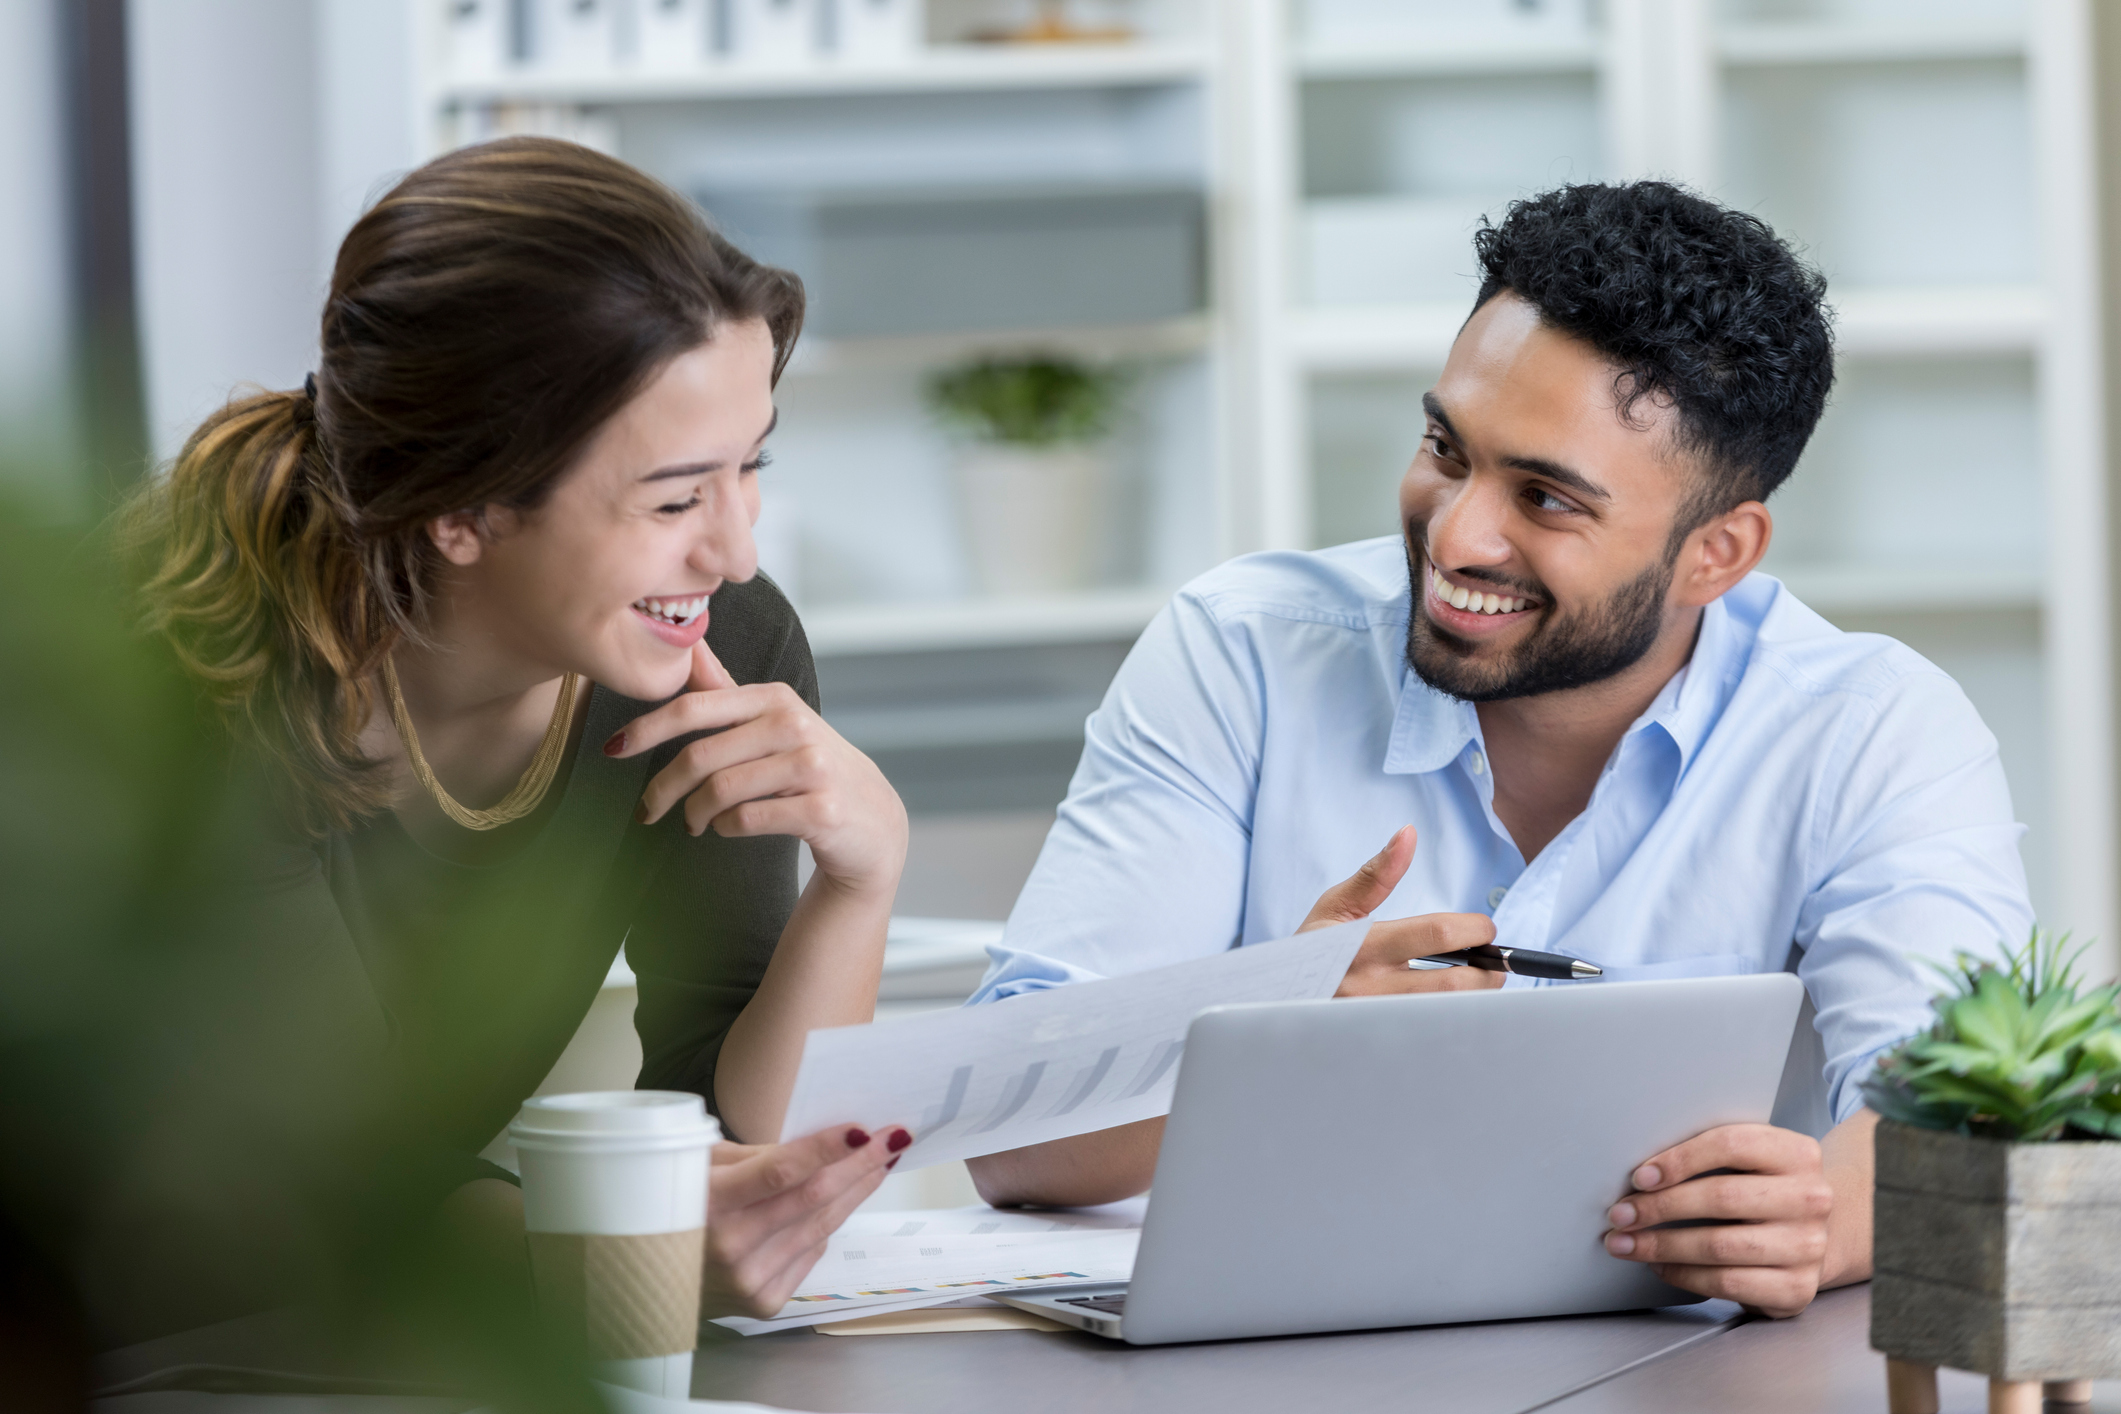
left=445, top=0, right=511, bottom=83
left=634, top=0, right=715, bottom=72
left=829, top=0, right=923, bottom=63
left=730, top=0, right=822, bottom=67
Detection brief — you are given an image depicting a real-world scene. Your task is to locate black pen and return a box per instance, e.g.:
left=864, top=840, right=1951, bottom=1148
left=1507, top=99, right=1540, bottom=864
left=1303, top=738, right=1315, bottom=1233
left=1406, top=944, right=1603, bottom=980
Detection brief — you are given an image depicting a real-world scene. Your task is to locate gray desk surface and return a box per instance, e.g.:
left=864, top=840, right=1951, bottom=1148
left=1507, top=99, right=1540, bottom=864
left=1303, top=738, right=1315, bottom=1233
left=695, top=1287, right=2121, bottom=1414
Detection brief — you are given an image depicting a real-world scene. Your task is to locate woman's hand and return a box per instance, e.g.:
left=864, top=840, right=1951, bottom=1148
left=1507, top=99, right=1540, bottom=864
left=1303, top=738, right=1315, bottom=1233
left=701, top=1122, right=911, bottom=1319
left=607, top=640, right=907, bottom=892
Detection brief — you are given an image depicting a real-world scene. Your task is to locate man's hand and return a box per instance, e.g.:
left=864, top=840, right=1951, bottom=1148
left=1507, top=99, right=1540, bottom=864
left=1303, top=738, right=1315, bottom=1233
left=1600, top=1122, right=1835, bottom=1319
left=1303, top=826, right=1504, bottom=997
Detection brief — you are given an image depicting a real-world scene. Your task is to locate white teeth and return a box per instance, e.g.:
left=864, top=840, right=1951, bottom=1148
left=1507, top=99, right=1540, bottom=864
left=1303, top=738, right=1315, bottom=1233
left=633, top=594, right=707, bottom=625
left=1430, top=565, right=1532, bottom=616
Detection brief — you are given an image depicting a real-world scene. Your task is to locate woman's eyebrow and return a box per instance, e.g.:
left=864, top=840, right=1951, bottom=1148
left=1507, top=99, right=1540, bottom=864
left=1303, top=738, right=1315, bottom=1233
left=640, top=409, right=779, bottom=482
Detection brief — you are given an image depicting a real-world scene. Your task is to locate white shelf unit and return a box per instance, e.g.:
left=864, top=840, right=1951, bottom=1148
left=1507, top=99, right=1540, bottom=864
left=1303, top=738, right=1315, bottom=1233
left=436, top=39, right=1211, bottom=104
left=416, top=0, right=2114, bottom=961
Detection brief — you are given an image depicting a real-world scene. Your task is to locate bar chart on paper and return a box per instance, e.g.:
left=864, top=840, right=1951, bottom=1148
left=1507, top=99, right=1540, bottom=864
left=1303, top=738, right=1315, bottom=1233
left=780, top=921, right=1370, bottom=1168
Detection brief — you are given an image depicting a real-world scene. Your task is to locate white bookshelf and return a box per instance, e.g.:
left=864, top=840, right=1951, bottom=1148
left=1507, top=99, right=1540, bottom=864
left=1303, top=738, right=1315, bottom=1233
left=435, top=38, right=1210, bottom=105
left=1296, top=36, right=1600, bottom=80
left=416, top=0, right=2114, bottom=962
left=801, top=585, right=1170, bottom=657
left=1717, top=20, right=2026, bottom=66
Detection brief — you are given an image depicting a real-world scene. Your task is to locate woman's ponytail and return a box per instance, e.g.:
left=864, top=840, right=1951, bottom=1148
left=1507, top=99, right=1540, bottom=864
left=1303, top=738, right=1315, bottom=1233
left=126, top=386, right=395, bottom=834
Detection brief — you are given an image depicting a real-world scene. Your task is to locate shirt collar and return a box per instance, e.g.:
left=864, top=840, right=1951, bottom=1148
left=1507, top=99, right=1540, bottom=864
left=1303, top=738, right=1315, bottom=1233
left=1649, top=595, right=1736, bottom=772
left=1384, top=672, right=1479, bottom=776
left=1381, top=594, right=1739, bottom=779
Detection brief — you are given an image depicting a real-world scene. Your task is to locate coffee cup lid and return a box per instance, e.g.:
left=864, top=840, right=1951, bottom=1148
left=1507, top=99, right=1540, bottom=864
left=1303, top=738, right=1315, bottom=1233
left=509, top=1090, right=722, bottom=1150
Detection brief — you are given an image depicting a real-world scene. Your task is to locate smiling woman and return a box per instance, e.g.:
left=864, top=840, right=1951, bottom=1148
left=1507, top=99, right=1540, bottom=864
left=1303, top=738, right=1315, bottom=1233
left=118, top=136, right=911, bottom=1326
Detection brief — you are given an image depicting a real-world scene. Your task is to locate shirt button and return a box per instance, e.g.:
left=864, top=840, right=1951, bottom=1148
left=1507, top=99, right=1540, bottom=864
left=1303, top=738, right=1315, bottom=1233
left=1468, top=750, right=1487, bottom=775
left=1487, top=886, right=1509, bottom=910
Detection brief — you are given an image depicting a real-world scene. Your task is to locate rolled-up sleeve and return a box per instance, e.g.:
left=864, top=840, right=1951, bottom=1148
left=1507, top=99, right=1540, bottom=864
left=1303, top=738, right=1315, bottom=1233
left=1794, top=666, right=2032, bottom=1121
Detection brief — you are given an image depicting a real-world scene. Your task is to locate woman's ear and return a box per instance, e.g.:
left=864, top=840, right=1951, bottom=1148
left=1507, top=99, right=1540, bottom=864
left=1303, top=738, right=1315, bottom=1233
left=426, top=509, right=488, bottom=566
left=1675, top=501, right=1772, bottom=608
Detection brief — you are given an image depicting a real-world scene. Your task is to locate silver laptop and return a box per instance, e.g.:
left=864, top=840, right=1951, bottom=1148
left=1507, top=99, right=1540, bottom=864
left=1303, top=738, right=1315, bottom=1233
left=999, top=973, right=1803, bottom=1345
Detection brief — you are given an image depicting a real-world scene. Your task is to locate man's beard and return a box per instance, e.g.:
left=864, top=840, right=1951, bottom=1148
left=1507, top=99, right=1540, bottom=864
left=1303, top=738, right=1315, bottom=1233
left=1404, top=540, right=1674, bottom=704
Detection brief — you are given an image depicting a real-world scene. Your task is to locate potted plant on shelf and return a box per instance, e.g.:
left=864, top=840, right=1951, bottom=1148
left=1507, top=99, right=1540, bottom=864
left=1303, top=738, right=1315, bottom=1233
left=926, top=354, right=1124, bottom=598
left=1863, top=931, right=2121, bottom=1414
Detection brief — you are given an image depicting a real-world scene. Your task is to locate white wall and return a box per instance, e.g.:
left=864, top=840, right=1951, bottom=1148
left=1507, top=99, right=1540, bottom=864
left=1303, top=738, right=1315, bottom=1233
left=128, top=0, right=424, bottom=461
left=0, top=0, right=77, bottom=507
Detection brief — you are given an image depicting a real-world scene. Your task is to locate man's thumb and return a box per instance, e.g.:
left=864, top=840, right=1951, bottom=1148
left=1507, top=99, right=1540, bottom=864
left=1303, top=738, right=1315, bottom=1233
left=1307, top=826, right=1416, bottom=927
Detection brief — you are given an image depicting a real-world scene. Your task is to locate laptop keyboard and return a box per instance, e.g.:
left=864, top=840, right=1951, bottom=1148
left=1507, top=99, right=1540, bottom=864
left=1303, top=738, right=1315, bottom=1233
left=1059, top=1294, right=1128, bottom=1316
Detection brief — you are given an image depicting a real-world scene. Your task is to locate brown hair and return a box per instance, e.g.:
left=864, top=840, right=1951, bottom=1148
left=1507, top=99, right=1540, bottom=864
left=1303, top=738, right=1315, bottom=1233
left=126, top=137, right=804, bottom=835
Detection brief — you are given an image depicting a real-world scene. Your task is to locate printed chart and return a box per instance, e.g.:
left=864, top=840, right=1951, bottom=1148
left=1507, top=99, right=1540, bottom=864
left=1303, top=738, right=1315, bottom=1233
left=780, top=921, right=1369, bottom=1168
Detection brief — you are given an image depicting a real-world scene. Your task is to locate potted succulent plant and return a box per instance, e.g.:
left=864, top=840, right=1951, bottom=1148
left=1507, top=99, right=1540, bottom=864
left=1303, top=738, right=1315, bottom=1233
left=1863, top=931, right=2121, bottom=1414
left=926, top=355, right=1124, bottom=597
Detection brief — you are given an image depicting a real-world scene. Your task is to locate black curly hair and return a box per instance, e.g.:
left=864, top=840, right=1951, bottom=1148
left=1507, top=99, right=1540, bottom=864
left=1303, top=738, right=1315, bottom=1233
left=1472, top=181, right=1833, bottom=536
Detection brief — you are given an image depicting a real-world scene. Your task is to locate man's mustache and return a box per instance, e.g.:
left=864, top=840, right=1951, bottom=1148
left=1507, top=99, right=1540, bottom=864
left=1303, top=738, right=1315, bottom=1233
left=1405, top=532, right=1549, bottom=604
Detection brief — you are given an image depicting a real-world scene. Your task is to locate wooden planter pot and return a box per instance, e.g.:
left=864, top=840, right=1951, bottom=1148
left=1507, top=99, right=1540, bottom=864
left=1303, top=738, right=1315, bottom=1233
left=1871, top=1119, right=2121, bottom=1413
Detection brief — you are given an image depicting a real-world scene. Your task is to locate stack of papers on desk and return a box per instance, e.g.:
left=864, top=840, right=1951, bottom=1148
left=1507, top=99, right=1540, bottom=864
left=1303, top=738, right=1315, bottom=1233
left=711, top=1200, right=1146, bottom=1336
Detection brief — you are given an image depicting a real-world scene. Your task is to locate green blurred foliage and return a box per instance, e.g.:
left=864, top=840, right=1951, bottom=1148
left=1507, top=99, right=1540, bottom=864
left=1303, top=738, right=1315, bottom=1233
left=1863, top=929, right=2121, bottom=1142
left=0, top=501, right=610, bottom=1411
left=925, top=355, right=1124, bottom=447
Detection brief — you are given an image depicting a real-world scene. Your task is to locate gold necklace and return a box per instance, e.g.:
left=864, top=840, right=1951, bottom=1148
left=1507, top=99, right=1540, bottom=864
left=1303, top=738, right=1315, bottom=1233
left=382, top=658, right=583, bottom=831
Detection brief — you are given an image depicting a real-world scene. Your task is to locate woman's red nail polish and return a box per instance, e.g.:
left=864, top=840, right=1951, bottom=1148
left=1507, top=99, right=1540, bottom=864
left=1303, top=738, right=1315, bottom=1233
left=633, top=800, right=649, bottom=824
left=845, top=1127, right=871, bottom=1149
left=886, top=1129, right=912, bottom=1153
left=603, top=731, right=627, bottom=757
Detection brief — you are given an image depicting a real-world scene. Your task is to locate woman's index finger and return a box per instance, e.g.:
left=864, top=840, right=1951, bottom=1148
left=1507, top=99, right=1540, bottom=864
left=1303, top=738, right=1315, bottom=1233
left=605, top=681, right=777, bottom=758
left=691, top=638, right=739, bottom=692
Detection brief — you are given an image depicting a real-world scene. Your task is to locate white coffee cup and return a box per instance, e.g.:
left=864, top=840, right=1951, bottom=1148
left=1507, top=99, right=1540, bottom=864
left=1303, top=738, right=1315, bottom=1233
left=509, top=1091, right=721, bottom=1396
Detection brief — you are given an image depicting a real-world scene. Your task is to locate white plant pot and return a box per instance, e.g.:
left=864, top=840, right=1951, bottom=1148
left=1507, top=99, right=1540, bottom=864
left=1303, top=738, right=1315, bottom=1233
left=952, top=443, right=1109, bottom=597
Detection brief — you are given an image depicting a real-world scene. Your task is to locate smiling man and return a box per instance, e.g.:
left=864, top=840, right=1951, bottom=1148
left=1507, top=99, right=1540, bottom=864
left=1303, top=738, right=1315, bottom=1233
left=961, top=183, right=2033, bottom=1318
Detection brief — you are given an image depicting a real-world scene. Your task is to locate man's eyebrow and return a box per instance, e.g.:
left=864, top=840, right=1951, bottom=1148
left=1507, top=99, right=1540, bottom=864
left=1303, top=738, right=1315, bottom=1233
left=1424, top=391, right=1612, bottom=505
left=640, top=408, right=779, bottom=482
left=1502, top=454, right=1612, bottom=504
left=1420, top=391, right=1459, bottom=445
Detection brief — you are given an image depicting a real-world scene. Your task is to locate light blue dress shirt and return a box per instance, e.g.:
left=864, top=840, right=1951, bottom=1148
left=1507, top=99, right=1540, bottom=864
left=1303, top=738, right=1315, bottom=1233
left=971, top=537, right=2034, bottom=1125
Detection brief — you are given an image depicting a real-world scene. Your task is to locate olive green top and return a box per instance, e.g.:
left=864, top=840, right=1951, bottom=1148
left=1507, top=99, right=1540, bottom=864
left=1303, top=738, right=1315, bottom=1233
left=318, top=575, right=814, bottom=1178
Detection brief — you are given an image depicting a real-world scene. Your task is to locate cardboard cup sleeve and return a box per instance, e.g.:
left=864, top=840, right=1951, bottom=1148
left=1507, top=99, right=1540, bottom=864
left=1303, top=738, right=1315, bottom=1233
left=527, top=1226, right=707, bottom=1359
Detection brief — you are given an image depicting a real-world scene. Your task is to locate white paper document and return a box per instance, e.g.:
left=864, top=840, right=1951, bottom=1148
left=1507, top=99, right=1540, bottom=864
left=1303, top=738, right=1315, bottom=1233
left=779, top=922, right=1369, bottom=1169
left=711, top=1226, right=1140, bottom=1335
left=836, top=1196, right=1147, bottom=1240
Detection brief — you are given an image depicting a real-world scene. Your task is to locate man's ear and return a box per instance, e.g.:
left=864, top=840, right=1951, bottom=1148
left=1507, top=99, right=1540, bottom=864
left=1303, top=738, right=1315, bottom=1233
left=426, top=509, right=488, bottom=567
left=1674, top=501, right=1772, bottom=608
